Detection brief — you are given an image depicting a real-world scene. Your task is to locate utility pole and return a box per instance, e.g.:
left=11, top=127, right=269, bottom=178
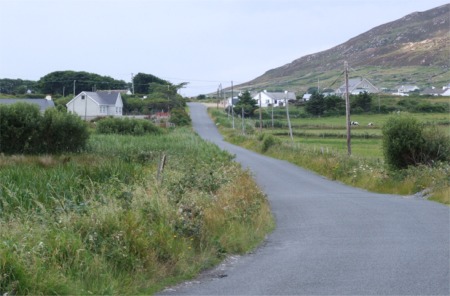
left=73, top=80, right=76, bottom=96
left=259, top=92, right=262, bottom=132
left=285, top=91, right=293, bottom=142
left=345, top=61, right=352, bottom=156
left=231, top=80, right=235, bottom=129
left=131, top=73, right=135, bottom=95
left=241, top=107, right=245, bottom=134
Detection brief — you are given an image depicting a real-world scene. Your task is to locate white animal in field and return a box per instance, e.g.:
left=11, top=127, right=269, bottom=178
left=368, top=122, right=374, bottom=126
left=351, top=121, right=359, bottom=126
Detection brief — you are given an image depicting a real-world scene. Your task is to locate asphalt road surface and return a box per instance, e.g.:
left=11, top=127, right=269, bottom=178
left=160, top=103, right=449, bottom=295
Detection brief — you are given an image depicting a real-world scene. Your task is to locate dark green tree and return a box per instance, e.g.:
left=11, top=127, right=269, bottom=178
left=305, top=92, right=326, bottom=116
left=351, top=91, right=372, bottom=113
left=37, top=71, right=127, bottom=95
left=133, top=73, right=168, bottom=94
left=324, top=95, right=345, bottom=115
left=234, top=91, right=258, bottom=117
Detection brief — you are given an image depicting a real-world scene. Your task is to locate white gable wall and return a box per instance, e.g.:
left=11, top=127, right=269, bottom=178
left=67, top=92, right=123, bottom=119
left=67, top=93, right=101, bottom=119
left=253, top=92, right=288, bottom=107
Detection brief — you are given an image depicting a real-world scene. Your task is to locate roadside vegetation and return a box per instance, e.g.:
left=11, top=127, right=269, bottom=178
left=209, top=93, right=450, bottom=204
left=0, top=109, right=274, bottom=294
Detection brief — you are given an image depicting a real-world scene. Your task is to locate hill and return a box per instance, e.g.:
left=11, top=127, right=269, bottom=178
left=236, top=4, right=450, bottom=94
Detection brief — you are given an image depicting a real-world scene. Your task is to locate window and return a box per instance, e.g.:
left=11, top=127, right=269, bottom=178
left=81, top=95, right=85, bottom=100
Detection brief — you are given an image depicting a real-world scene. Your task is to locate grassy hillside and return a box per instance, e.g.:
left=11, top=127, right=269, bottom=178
left=236, top=4, right=450, bottom=93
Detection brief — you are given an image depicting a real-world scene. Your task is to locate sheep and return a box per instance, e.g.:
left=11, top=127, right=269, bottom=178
left=368, top=122, right=374, bottom=127
left=351, top=121, right=359, bottom=126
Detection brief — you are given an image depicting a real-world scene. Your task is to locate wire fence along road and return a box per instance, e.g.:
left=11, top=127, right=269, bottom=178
left=160, top=103, right=450, bottom=295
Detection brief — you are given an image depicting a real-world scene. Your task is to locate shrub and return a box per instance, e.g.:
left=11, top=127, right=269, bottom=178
left=170, top=108, right=191, bottom=126
left=0, top=103, right=42, bottom=154
left=260, top=134, right=280, bottom=152
left=96, top=117, right=162, bottom=135
left=0, top=104, right=88, bottom=154
left=382, top=116, right=450, bottom=169
left=41, top=108, right=89, bottom=153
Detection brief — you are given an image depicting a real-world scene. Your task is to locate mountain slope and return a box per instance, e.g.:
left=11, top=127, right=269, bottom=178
left=237, top=4, right=450, bottom=93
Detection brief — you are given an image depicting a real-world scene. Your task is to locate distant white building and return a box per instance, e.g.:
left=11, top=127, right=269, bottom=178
left=335, top=77, right=379, bottom=95
left=397, top=85, right=420, bottom=93
left=252, top=90, right=296, bottom=107
left=66, top=91, right=123, bottom=120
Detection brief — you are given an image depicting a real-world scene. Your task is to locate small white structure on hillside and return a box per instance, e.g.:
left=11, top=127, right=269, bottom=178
left=335, top=77, right=379, bottom=96
left=66, top=91, right=123, bottom=120
left=252, top=90, right=296, bottom=107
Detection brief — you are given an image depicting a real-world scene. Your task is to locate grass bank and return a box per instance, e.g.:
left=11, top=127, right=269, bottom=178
left=0, top=128, right=274, bottom=294
left=210, top=108, right=450, bottom=205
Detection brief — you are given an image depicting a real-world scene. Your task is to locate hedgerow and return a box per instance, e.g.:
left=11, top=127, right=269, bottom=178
left=0, top=103, right=88, bottom=154
left=96, top=117, right=163, bottom=135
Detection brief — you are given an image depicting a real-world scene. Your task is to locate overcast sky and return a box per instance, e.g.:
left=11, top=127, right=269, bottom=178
left=0, top=0, right=448, bottom=96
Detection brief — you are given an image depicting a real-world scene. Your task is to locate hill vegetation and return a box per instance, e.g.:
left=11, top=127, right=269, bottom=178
left=237, top=4, right=450, bottom=93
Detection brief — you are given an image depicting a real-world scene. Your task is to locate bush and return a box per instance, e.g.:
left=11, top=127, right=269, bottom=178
left=170, top=108, right=191, bottom=126
left=96, top=117, right=162, bottom=135
left=0, top=103, right=42, bottom=154
left=382, top=116, right=450, bottom=169
left=260, top=133, right=280, bottom=152
left=0, top=104, right=88, bottom=154
left=41, top=108, right=89, bottom=153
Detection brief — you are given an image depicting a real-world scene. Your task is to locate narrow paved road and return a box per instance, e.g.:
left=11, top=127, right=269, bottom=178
left=161, top=103, right=449, bottom=295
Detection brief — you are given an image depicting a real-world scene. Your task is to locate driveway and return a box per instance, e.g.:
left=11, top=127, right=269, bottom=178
left=160, top=103, right=449, bottom=295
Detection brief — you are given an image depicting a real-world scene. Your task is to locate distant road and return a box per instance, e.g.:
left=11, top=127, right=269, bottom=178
left=160, top=103, right=450, bottom=295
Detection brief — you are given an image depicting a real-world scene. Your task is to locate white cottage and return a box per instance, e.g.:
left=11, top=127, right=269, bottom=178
left=252, top=90, right=296, bottom=107
left=335, top=77, right=379, bottom=96
left=66, top=91, right=123, bottom=120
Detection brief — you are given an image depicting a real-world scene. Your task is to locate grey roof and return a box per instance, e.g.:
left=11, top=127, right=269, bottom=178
left=337, top=77, right=379, bottom=93
left=263, top=91, right=296, bottom=100
left=0, top=98, right=55, bottom=111
left=84, top=91, right=120, bottom=105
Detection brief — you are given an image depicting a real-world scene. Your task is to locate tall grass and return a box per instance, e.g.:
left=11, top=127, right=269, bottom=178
left=0, top=128, right=274, bottom=294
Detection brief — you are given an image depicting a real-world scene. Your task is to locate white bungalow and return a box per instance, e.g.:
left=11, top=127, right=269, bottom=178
left=252, top=90, right=296, bottom=107
left=66, top=91, right=123, bottom=120
left=335, top=77, right=379, bottom=96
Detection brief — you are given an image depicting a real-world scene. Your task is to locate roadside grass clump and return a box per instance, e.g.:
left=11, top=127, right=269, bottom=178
left=0, top=128, right=274, bottom=294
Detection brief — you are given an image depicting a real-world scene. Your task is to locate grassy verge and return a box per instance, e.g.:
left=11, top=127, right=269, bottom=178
left=210, top=108, right=449, bottom=205
left=0, top=128, right=274, bottom=294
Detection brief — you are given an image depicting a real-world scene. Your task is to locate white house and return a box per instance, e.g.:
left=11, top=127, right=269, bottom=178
left=224, top=97, right=240, bottom=108
left=335, top=77, right=379, bottom=96
left=252, top=90, right=296, bottom=107
left=397, top=85, right=420, bottom=93
left=66, top=91, right=123, bottom=120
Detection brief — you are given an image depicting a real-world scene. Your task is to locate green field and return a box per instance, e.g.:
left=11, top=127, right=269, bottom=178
left=210, top=107, right=450, bottom=204
left=241, top=111, right=449, bottom=159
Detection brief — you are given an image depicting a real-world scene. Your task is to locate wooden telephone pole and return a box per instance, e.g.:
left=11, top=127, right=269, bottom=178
left=345, top=61, right=351, bottom=156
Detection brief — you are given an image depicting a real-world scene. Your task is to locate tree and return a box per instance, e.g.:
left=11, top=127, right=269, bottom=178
left=305, top=92, right=326, bottom=116
left=351, top=91, right=372, bottom=113
left=234, top=91, right=258, bottom=117
left=37, top=71, right=127, bottom=95
left=324, top=95, right=345, bottom=115
left=133, top=73, right=168, bottom=94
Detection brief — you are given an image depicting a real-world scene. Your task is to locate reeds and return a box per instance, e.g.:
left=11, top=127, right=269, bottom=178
left=0, top=128, right=274, bottom=294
